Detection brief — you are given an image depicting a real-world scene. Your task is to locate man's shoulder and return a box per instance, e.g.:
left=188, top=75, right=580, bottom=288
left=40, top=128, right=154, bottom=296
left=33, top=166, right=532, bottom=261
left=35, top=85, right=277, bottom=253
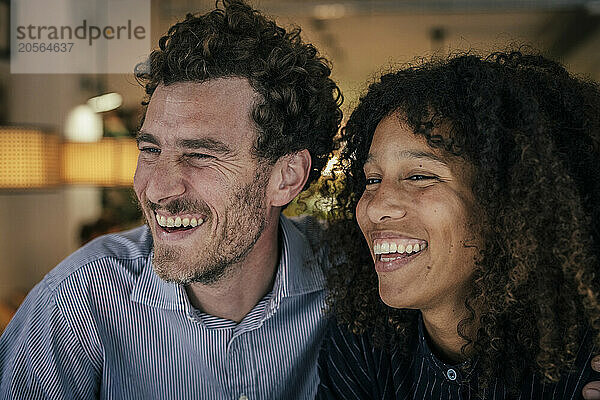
left=43, top=225, right=153, bottom=293
left=282, top=214, right=332, bottom=280
left=285, top=215, right=327, bottom=249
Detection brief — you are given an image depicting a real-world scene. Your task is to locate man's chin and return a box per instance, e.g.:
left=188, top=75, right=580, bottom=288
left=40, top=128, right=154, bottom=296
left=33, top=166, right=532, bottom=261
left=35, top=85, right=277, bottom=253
left=152, top=260, right=190, bottom=285
left=152, top=251, right=229, bottom=286
left=152, top=244, right=192, bottom=283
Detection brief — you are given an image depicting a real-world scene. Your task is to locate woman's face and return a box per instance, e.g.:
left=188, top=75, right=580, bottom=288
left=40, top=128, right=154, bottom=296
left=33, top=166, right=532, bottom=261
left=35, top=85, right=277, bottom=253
left=356, top=114, right=481, bottom=312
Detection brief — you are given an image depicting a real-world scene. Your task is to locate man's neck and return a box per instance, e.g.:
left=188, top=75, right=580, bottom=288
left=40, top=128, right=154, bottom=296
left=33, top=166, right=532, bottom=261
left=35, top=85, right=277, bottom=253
left=184, top=215, right=281, bottom=323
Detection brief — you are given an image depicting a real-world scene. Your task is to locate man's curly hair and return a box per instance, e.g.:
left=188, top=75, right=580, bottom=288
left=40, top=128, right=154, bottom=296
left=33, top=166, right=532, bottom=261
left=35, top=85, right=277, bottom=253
left=136, top=0, right=343, bottom=188
left=325, top=50, right=600, bottom=392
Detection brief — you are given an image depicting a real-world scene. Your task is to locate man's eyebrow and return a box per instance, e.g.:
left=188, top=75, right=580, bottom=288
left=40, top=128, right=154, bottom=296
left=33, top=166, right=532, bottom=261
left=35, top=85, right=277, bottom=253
left=365, top=150, right=448, bottom=166
left=177, top=138, right=231, bottom=154
left=136, top=131, right=159, bottom=146
left=135, top=132, right=232, bottom=154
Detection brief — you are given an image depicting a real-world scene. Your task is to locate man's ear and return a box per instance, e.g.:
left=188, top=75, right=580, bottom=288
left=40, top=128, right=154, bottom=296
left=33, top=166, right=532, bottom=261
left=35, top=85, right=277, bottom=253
left=267, top=149, right=311, bottom=207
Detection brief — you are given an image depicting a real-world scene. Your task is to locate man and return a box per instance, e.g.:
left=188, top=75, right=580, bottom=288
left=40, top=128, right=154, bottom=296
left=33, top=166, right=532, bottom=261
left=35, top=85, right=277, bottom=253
left=0, top=1, right=341, bottom=398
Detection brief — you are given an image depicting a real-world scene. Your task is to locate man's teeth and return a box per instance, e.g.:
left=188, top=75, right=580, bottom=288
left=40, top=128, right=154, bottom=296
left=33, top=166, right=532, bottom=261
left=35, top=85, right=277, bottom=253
left=373, top=241, right=426, bottom=256
left=156, top=214, right=204, bottom=228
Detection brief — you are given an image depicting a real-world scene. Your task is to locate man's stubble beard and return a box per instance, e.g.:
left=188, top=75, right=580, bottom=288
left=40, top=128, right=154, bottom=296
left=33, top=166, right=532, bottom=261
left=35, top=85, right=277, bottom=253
left=149, top=169, right=270, bottom=286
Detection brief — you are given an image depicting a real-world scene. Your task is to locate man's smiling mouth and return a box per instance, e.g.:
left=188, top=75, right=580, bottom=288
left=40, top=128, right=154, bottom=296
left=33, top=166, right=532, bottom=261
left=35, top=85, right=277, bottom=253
left=155, top=212, right=205, bottom=233
left=373, top=239, right=428, bottom=262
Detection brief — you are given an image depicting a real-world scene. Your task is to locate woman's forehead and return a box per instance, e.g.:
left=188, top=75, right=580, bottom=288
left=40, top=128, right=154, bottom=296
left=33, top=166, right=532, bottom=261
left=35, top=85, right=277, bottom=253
left=369, top=113, right=448, bottom=158
left=366, top=113, right=475, bottom=179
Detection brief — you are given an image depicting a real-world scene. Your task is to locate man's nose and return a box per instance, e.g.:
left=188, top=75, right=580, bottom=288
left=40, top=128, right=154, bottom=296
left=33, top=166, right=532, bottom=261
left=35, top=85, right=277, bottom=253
left=366, top=182, right=407, bottom=223
left=145, top=159, right=186, bottom=204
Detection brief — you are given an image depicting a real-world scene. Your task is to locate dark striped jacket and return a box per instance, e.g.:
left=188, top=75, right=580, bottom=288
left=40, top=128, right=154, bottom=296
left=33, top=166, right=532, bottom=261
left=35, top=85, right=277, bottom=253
left=318, top=316, right=598, bottom=400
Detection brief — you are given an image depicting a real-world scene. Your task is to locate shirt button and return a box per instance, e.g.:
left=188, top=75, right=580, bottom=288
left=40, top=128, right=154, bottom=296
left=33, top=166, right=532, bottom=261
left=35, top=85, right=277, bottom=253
left=447, top=368, right=457, bottom=381
left=239, top=395, right=248, bottom=400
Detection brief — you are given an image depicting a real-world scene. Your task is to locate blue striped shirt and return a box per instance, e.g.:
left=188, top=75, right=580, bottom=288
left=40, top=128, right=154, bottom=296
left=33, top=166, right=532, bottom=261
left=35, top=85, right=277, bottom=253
left=0, top=215, right=328, bottom=400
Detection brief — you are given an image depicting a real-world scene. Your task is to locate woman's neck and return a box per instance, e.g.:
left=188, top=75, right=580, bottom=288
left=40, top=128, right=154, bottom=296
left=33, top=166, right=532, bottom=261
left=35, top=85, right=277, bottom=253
left=421, top=303, right=476, bottom=364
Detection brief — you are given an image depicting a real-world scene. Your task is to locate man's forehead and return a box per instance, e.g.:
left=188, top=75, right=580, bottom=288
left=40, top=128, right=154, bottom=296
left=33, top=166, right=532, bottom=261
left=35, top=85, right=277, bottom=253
left=149, top=80, right=255, bottom=122
left=142, top=78, right=260, bottom=145
left=154, top=78, right=257, bottom=106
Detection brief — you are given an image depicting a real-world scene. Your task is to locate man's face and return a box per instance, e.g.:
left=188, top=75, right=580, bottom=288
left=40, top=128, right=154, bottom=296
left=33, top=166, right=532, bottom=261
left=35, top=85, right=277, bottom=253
left=134, top=78, right=271, bottom=285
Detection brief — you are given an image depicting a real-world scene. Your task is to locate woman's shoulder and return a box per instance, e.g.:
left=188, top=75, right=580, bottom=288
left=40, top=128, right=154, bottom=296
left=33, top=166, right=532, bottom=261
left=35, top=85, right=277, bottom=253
left=317, top=316, right=400, bottom=400
left=551, top=327, right=600, bottom=399
left=500, top=326, right=600, bottom=399
left=320, top=315, right=386, bottom=367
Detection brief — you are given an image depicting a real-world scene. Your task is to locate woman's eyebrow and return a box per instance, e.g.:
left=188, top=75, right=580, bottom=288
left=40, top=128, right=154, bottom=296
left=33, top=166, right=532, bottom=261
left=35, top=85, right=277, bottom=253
left=365, top=150, right=448, bottom=166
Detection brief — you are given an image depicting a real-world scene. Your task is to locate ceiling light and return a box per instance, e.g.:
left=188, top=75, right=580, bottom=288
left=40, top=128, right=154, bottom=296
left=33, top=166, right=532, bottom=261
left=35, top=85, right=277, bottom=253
left=87, top=92, right=123, bottom=113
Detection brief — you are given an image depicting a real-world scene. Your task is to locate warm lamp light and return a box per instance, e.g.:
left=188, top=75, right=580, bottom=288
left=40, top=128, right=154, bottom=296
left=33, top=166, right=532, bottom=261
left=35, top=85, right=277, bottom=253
left=62, top=138, right=138, bottom=186
left=0, top=127, right=60, bottom=189
left=0, top=126, right=138, bottom=189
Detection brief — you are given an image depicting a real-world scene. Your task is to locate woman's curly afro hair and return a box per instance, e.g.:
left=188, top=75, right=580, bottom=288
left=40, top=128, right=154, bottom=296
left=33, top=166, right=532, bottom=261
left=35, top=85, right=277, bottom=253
left=325, top=50, right=600, bottom=392
left=136, top=0, right=343, bottom=188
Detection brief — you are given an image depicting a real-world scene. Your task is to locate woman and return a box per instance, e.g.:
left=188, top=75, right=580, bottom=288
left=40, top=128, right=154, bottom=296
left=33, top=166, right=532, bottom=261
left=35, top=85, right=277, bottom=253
left=318, top=51, right=600, bottom=398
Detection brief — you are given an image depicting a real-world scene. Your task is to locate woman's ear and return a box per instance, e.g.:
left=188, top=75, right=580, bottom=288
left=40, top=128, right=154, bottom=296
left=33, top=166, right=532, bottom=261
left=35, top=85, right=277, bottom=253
left=267, top=149, right=312, bottom=207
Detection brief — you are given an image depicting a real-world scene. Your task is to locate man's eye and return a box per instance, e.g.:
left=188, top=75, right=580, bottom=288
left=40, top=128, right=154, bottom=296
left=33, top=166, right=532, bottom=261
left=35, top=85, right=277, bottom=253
left=365, top=178, right=381, bottom=186
left=139, top=147, right=160, bottom=154
left=187, top=153, right=214, bottom=160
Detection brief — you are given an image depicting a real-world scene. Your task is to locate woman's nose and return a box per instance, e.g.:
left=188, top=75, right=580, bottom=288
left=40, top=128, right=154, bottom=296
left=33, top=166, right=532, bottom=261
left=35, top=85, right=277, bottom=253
left=365, top=183, right=407, bottom=223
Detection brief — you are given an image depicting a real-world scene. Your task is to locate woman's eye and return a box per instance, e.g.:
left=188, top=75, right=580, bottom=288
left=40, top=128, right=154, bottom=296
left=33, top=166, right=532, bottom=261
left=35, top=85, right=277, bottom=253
left=407, top=174, right=435, bottom=181
left=365, top=178, right=381, bottom=186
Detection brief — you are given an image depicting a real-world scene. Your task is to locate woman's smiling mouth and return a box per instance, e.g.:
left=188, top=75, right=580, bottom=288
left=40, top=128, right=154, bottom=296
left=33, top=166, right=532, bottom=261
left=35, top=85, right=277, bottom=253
left=372, top=238, right=428, bottom=271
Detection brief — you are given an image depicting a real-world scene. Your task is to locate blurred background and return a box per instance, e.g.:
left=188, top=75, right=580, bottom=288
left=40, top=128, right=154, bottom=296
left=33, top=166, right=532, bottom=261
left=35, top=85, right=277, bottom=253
left=1, top=0, right=600, bottom=331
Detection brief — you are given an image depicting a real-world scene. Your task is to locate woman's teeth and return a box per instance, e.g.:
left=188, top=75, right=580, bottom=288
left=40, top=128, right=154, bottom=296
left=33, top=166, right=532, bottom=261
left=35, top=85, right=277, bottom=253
left=155, top=213, right=204, bottom=229
left=373, top=241, right=427, bottom=259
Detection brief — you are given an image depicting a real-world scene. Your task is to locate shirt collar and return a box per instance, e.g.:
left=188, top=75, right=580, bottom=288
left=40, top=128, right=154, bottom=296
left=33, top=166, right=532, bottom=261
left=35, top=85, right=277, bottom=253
left=130, top=249, right=187, bottom=310
left=276, top=214, right=326, bottom=297
left=130, top=215, right=326, bottom=311
left=416, top=312, right=476, bottom=382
